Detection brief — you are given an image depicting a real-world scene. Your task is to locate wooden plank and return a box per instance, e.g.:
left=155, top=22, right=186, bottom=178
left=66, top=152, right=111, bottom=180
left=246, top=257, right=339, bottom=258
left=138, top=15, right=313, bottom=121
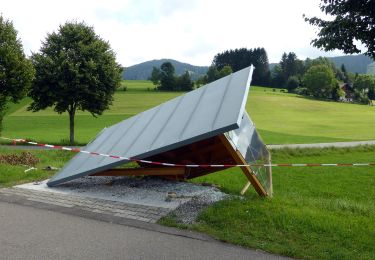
left=218, top=134, right=268, bottom=197
left=240, top=181, right=251, bottom=195
left=91, top=167, right=186, bottom=177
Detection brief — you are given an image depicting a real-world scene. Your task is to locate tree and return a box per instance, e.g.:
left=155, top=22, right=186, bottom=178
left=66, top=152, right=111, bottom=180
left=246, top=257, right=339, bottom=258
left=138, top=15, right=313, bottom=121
left=305, top=56, right=345, bottom=82
left=218, top=65, right=233, bottom=78
left=0, top=16, right=34, bottom=134
left=353, top=74, right=375, bottom=95
left=286, top=76, right=300, bottom=93
left=29, top=21, right=122, bottom=144
left=200, top=65, right=233, bottom=85
left=305, top=0, right=375, bottom=60
left=280, top=52, right=304, bottom=82
left=270, top=64, right=286, bottom=88
left=158, top=62, right=176, bottom=91
left=302, top=65, right=337, bottom=99
left=341, top=64, right=351, bottom=83
left=331, top=83, right=345, bottom=101
left=204, top=66, right=220, bottom=84
left=176, top=71, right=194, bottom=91
left=150, top=66, right=160, bottom=86
left=212, top=48, right=270, bottom=86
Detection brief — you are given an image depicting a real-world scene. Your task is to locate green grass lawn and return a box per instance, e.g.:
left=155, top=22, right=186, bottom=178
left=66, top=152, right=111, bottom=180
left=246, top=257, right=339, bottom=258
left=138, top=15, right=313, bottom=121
left=161, top=146, right=375, bottom=259
left=2, top=81, right=375, bottom=145
left=0, top=147, right=73, bottom=187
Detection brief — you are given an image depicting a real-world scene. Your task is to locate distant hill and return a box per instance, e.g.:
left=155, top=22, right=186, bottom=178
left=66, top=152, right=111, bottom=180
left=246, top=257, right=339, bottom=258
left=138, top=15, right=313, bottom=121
left=327, top=54, right=373, bottom=74
left=269, top=54, right=373, bottom=74
left=122, top=59, right=209, bottom=80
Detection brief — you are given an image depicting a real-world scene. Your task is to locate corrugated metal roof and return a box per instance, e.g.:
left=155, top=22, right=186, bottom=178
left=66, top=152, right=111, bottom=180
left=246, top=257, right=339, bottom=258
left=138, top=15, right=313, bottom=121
left=47, top=66, right=254, bottom=186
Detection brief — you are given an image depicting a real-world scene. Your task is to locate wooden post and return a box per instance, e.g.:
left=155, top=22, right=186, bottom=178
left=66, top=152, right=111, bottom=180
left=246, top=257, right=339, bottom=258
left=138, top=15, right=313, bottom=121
left=240, top=181, right=251, bottom=195
left=218, top=134, right=268, bottom=197
left=266, top=152, right=273, bottom=197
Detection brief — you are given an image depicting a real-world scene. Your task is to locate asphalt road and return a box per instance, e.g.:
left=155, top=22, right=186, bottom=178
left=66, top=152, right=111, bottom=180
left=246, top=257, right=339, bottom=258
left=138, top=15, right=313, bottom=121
left=0, top=201, right=285, bottom=260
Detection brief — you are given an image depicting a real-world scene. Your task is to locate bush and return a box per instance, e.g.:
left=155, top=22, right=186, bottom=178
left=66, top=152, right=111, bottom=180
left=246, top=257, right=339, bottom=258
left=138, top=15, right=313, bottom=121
left=294, top=87, right=309, bottom=96
left=331, top=83, right=345, bottom=101
left=354, top=90, right=370, bottom=104
left=286, top=76, right=300, bottom=92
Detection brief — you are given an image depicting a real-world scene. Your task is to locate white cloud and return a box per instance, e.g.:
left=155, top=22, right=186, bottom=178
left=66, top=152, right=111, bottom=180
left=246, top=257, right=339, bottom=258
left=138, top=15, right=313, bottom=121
left=1, top=0, right=346, bottom=66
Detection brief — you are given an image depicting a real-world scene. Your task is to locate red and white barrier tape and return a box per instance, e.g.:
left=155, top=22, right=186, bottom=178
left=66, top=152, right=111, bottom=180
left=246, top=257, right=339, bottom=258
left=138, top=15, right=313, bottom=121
left=1, top=136, right=374, bottom=168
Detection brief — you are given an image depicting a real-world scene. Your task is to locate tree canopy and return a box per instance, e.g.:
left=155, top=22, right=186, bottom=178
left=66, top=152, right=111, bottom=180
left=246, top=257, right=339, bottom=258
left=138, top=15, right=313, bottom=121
left=280, top=52, right=304, bottom=80
left=154, top=62, right=194, bottom=91
left=0, top=15, right=34, bottom=134
left=212, top=48, right=270, bottom=86
left=150, top=66, right=161, bottom=86
left=305, top=0, right=375, bottom=60
left=29, top=21, right=122, bottom=144
left=303, top=65, right=337, bottom=99
left=354, top=74, right=375, bottom=94
left=198, top=65, right=233, bottom=85
left=159, top=62, right=176, bottom=91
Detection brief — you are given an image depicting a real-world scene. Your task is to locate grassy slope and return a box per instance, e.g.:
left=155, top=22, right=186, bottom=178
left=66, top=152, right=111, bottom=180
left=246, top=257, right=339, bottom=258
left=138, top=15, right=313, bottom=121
left=248, top=87, right=375, bottom=144
left=2, top=81, right=375, bottom=145
left=161, top=146, right=375, bottom=259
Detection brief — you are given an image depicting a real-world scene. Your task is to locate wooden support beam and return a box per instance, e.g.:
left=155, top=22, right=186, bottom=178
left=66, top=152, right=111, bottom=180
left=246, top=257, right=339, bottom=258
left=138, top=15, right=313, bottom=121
left=91, top=167, right=186, bottom=177
left=240, top=181, right=251, bottom=195
left=218, top=134, right=268, bottom=197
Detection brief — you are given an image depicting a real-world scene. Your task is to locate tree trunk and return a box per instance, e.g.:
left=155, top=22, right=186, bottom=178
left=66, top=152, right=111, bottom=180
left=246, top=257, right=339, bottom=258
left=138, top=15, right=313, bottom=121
left=68, top=108, right=75, bottom=145
left=0, top=114, right=3, bottom=137
left=0, top=97, right=6, bottom=137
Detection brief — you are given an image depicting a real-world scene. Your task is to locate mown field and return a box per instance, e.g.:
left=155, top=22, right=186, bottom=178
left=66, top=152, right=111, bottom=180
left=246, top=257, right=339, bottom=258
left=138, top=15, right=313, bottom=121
left=2, top=80, right=375, bottom=145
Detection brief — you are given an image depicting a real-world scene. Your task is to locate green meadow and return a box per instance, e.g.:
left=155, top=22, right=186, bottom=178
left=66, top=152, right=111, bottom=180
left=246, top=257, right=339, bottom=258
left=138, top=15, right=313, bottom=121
left=2, top=80, right=375, bottom=145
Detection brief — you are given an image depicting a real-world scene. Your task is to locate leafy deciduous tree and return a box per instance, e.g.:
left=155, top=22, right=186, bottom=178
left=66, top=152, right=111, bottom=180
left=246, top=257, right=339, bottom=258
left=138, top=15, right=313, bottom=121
left=150, top=66, right=161, bottom=86
left=303, top=65, right=337, bottom=98
left=286, top=76, right=300, bottom=93
left=29, top=21, right=122, bottom=144
left=0, top=16, right=34, bottom=134
left=353, top=74, right=375, bottom=95
left=305, top=0, right=375, bottom=60
left=218, top=65, right=233, bottom=78
left=199, top=65, right=233, bottom=85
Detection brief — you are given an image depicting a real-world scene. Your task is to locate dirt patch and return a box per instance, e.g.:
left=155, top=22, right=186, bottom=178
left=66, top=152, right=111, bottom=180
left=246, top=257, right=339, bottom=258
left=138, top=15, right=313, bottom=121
left=0, top=152, right=40, bottom=166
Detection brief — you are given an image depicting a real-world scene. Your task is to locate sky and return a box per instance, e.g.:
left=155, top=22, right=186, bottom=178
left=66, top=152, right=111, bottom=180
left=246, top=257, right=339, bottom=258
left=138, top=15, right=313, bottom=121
left=1, top=0, right=347, bottom=67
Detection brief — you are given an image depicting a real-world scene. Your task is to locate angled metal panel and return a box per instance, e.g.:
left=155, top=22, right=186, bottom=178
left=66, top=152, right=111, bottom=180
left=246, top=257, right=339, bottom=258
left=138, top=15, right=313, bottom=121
left=47, top=66, right=254, bottom=186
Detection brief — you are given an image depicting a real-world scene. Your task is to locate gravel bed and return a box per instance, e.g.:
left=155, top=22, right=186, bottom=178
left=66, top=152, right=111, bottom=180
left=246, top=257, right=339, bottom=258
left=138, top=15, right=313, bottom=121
left=170, top=192, right=229, bottom=224
left=16, top=176, right=228, bottom=213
